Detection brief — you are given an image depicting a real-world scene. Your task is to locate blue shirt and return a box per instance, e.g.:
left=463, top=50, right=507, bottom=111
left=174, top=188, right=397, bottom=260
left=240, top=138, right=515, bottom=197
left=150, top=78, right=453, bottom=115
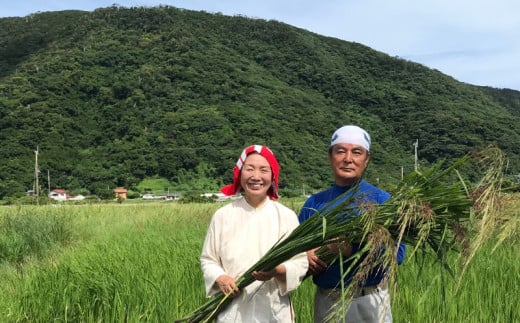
left=298, top=179, right=406, bottom=289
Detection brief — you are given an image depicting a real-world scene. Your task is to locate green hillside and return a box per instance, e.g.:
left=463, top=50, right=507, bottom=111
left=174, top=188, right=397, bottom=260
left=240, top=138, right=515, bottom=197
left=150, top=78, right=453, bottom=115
left=1, top=5, right=519, bottom=199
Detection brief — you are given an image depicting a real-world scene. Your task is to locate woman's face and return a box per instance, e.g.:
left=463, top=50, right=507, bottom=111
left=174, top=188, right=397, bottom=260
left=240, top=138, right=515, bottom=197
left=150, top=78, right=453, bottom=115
left=329, top=143, right=370, bottom=186
left=240, top=153, right=272, bottom=200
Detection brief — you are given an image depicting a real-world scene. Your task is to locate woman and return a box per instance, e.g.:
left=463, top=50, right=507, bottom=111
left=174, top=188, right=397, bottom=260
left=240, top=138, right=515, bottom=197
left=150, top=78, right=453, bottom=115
left=200, top=145, right=308, bottom=322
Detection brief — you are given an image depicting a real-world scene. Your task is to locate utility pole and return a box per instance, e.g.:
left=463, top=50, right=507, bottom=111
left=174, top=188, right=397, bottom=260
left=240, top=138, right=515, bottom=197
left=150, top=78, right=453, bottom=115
left=413, top=139, right=419, bottom=171
left=47, top=169, right=51, bottom=195
left=34, top=146, right=40, bottom=204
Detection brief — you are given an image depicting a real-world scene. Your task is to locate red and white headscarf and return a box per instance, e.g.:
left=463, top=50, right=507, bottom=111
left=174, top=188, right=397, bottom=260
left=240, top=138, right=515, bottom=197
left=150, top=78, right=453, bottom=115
left=220, top=145, right=280, bottom=200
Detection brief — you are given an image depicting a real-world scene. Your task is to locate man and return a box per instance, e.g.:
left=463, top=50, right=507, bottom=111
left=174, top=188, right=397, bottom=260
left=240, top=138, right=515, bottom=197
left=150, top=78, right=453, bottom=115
left=298, top=125, right=406, bottom=323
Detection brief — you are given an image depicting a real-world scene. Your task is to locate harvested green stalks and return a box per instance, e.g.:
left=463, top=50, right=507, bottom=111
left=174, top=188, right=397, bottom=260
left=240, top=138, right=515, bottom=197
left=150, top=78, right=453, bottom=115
left=176, top=146, right=514, bottom=323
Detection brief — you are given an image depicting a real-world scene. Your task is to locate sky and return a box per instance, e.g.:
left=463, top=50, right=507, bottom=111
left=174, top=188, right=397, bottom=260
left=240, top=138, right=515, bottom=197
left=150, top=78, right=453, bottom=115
left=2, top=0, right=519, bottom=91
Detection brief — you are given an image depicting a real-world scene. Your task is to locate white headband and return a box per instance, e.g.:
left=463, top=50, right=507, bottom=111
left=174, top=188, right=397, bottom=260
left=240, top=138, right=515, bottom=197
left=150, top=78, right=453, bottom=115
left=330, top=125, right=371, bottom=151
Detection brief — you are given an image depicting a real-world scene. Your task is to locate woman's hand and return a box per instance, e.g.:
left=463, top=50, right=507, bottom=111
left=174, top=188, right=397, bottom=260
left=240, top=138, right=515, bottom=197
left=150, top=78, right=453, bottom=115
left=215, top=274, right=240, bottom=297
left=252, top=264, right=286, bottom=282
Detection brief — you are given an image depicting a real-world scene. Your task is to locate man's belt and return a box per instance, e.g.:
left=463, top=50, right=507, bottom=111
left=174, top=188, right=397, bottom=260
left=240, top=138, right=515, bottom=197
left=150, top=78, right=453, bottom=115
left=318, top=280, right=388, bottom=298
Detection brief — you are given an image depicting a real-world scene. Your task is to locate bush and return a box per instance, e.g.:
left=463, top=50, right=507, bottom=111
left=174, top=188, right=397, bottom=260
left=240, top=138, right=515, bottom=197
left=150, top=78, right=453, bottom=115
left=179, top=192, right=215, bottom=204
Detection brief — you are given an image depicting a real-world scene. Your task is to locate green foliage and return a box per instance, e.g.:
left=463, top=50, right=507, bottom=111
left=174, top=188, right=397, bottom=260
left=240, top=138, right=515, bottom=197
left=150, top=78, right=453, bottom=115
left=0, top=209, right=73, bottom=264
left=0, top=6, right=519, bottom=200
left=0, top=195, right=39, bottom=206
left=125, top=189, right=141, bottom=199
left=392, top=243, right=519, bottom=322
left=172, top=162, right=223, bottom=192
left=278, top=187, right=304, bottom=198
left=0, top=202, right=517, bottom=322
left=0, top=203, right=215, bottom=322
left=90, top=184, right=114, bottom=200
left=179, top=192, right=216, bottom=204
left=135, top=177, right=174, bottom=194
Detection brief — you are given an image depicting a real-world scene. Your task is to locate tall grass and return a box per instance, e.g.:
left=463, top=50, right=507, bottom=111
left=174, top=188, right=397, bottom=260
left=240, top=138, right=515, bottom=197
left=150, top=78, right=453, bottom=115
left=0, top=197, right=518, bottom=322
left=0, top=203, right=219, bottom=322
left=392, top=241, right=519, bottom=322
left=0, top=206, right=74, bottom=265
left=291, top=240, right=520, bottom=323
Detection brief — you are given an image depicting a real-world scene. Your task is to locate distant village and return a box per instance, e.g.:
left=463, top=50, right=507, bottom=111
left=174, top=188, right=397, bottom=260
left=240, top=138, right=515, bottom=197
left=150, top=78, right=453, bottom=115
left=44, top=188, right=236, bottom=203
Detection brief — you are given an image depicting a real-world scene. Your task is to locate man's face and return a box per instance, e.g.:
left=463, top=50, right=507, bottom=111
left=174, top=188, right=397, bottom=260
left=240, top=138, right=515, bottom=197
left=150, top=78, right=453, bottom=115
left=329, top=143, right=370, bottom=186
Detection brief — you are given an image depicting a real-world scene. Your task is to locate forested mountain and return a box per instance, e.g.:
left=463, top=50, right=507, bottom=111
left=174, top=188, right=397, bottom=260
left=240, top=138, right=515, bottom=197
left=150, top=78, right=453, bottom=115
left=1, top=5, right=519, bottom=199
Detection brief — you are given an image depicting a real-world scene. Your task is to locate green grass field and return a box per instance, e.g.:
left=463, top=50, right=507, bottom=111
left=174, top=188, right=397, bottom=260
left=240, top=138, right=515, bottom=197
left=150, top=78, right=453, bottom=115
left=0, top=198, right=518, bottom=322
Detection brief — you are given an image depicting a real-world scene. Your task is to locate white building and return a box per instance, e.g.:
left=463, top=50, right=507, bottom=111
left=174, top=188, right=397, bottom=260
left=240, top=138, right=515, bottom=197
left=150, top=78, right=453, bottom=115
left=49, top=189, right=68, bottom=201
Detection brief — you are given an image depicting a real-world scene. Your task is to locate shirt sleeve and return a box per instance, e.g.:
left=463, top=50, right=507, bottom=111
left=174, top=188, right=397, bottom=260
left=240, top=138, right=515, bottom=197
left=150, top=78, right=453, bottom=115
left=200, top=214, right=226, bottom=296
left=298, top=195, right=317, bottom=223
left=396, top=242, right=406, bottom=264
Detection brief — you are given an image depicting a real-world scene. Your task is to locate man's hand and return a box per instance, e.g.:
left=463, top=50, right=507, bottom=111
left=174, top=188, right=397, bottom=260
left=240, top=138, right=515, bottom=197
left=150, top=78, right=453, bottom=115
left=215, top=274, right=239, bottom=297
left=307, top=248, right=328, bottom=275
left=327, top=239, right=353, bottom=257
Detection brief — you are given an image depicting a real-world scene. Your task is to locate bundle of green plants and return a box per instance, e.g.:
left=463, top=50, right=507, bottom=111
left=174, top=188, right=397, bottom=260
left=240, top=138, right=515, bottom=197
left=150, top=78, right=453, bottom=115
left=176, top=146, right=514, bottom=323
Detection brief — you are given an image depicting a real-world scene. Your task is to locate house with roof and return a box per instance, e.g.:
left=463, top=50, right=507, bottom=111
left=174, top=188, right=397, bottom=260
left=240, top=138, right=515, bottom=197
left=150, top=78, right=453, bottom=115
left=114, top=188, right=127, bottom=200
left=48, top=189, right=85, bottom=201
left=49, top=189, right=69, bottom=201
